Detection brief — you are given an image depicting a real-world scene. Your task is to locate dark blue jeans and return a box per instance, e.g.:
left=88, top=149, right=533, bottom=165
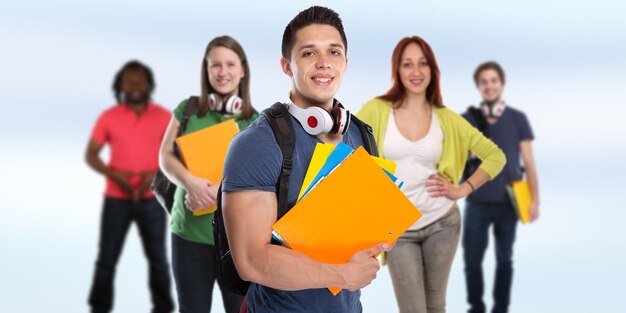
left=171, top=233, right=243, bottom=313
left=88, top=197, right=174, bottom=313
left=462, top=201, right=518, bottom=313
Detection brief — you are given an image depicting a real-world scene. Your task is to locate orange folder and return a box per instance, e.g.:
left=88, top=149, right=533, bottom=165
left=176, top=119, right=239, bottom=216
left=273, top=147, right=422, bottom=295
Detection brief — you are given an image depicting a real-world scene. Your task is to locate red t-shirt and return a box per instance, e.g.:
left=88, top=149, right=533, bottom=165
left=91, top=102, right=171, bottom=199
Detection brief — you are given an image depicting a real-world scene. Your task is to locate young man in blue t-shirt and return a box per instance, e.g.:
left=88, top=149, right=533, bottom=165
left=462, top=61, right=541, bottom=313
left=220, top=6, right=389, bottom=313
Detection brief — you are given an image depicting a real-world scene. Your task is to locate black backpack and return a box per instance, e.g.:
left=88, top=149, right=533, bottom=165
left=212, top=102, right=379, bottom=295
left=462, top=106, right=490, bottom=181
left=152, top=96, right=198, bottom=214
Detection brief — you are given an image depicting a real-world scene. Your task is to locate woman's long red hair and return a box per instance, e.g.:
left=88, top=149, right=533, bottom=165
left=379, top=36, right=444, bottom=108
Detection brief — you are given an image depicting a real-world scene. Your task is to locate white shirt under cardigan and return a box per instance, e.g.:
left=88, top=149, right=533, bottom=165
left=383, top=109, right=454, bottom=231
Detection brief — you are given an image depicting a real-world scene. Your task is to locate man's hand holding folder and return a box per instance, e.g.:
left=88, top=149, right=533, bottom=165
left=342, top=242, right=388, bottom=291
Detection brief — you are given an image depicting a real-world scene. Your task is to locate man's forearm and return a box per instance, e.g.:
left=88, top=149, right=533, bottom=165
left=138, top=171, right=157, bottom=194
left=224, top=190, right=381, bottom=292
left=86, top=154, right=114, bottom=178
left=526, top=163, right=539, bottom=204
left=238, top=243, right=348, bottom=291
left=520, top=140, right=539, bottom=203
left=224, top=190, right=358, bottom=291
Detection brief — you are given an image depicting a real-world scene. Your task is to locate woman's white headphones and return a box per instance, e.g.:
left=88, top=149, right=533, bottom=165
left=285, top=98, right=350, bottom=136
left=480, top=101, right=506, bottom=118
left=208, top=93, right=243, bottom=115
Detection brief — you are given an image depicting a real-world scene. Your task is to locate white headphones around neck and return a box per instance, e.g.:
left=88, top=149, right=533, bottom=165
left=480, top=101, right=506, bottom=118
left=285, top=98, right=350, bottom=136
left=208, top=93, right=243, bottom=115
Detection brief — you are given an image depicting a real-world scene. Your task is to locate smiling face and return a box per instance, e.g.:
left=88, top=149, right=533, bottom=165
left=477, top=68, right=504, bottom=104
left=280, top=24, right=347, bottom=109
left=398, top=42, right=431, bottom=97
left=207, top=46, right=244, bottom=97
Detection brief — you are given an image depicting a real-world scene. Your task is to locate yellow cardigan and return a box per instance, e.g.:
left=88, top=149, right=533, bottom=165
left=356, top=98, right=506, bottom=183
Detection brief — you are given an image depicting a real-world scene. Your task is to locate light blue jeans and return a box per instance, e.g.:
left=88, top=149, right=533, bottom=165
left=387, top=204, right=461, bottom=313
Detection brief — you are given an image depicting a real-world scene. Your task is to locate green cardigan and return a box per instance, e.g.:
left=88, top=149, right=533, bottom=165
left=356, top=98, right=506, bottom=184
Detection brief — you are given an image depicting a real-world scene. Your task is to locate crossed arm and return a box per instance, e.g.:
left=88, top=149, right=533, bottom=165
left=85, top=139, right=154, bottom=199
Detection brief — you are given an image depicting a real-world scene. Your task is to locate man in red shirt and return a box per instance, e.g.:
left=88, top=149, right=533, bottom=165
left=85, top=60, right=174, bottom=313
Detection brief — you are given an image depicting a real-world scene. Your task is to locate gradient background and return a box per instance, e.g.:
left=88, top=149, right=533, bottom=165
left=1, top=0, right=625, bottom=312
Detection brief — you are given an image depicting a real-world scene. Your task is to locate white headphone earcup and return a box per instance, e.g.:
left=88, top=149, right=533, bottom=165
left=335, top=107, right=350, bottom=135
left=208, top=93, right=218, bottom=111
left=480, top=103, right=490, bottom=117
left=215, top=96, right=224, bottom=111
left=493, top=103, right=505, bottom=117
left=481, top=102, right=505, bottom=117
left=309, top=107, right=334, bottom=135
left=224, top=96, right=243, bottom=114
left=287, top=104, right=333, bottom=135
left=209, top=93, right=224, bottom=112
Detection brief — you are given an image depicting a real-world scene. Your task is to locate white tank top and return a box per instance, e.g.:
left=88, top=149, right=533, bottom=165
left=383, top=109, right=454, bottom=231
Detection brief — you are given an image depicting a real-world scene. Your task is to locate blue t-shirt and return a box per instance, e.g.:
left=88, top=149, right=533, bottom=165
left=222, top=110, right=365, bottom=313
left=463, top=105, right=534, bottom=203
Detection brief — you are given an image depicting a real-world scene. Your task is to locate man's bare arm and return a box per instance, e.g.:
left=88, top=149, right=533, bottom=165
left=222, top=189, right=386, bottom=291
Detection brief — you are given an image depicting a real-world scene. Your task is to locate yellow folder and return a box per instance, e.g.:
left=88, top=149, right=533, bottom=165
left=508, top=180, right=532, bottom=224
left=298, top=143, right=335, bottom=200
left=176, top=119, right=239, bottom=216
left=273, top=147, right=421, bottom=295
left=298, top=143, right=398, bottom=201
left=372, top=156, right=397, bottom=175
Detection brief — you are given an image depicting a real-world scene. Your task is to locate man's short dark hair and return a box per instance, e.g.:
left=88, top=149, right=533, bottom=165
left=473, top=61, right=506, bottom=85
left=281, top=6, right=347, bottom=60
left=112, top=60, right=155, bottom=102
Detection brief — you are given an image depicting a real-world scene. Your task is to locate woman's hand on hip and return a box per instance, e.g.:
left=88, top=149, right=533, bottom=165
left=426, top=174, right=469, bottom=200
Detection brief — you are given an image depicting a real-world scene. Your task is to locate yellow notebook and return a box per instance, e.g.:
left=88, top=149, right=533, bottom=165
left=507, top=180, right=532, bottom=224
left=298, top=143, right=398, bottom=201
left=298, top=143, right=335, bottom=200
left=273, top=147, right=421, bottom=295
left=176, top=119, right=239, bottom=216
left=372, top=156, right=397, bottom=175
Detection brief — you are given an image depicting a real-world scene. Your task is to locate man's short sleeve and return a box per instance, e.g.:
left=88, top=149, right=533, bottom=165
left=222, top=117, right=282, bottom=193
left=517, top=111, right=535, bottom=141
left=90, top=112, right=110, bottom=144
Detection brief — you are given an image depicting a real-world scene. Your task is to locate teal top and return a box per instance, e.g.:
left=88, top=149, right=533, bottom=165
left=170, top=98, right=259, bottom=245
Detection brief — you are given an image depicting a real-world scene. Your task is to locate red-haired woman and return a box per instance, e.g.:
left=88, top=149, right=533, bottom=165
left=357, top=36, right=506, bottom=313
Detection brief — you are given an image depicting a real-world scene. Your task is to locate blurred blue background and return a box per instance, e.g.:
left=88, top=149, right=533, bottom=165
left=1, top=0, right=625, bottom=312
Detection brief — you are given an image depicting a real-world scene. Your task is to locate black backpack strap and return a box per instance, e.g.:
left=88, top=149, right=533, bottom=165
left=351, top=114, right=379, bottom=157
left=462, top=106, right=490, bottom=181
left=172, top=96, right=199, bottom=158
left=261, top=105, right=376, bottom=218
left=262, top=102, right=295, bottom=220
left=178, top=96, right=199, bottom=136
left=467, top=106, right=490, bottom=138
